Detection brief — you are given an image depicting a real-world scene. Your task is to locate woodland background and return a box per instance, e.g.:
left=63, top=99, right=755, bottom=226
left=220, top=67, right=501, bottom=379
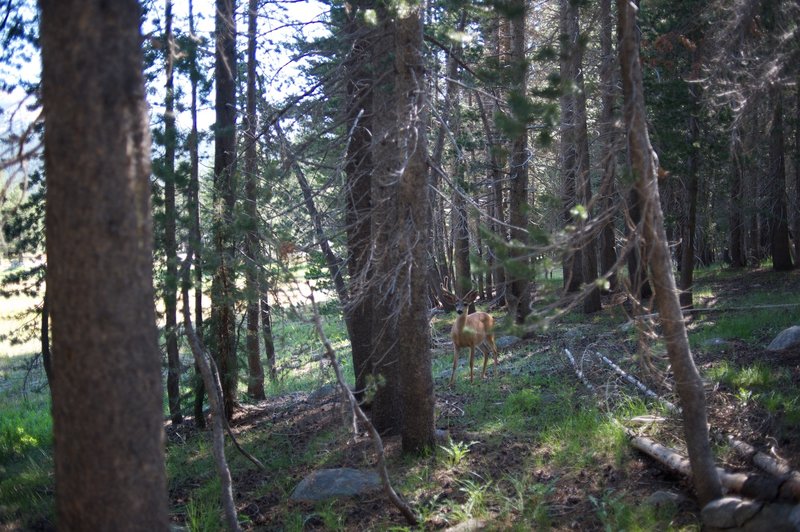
left=1, top=0, right=800, bottom=529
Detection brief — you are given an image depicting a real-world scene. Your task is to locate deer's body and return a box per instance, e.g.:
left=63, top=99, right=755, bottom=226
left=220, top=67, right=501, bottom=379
left=441, top=287, right=499, bottom=386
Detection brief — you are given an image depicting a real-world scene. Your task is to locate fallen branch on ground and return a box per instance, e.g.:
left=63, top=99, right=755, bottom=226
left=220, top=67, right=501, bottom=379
left=564, top=348, right=596, bottom=393
left=715, top=433, right=800, bottom=500
left=308, top=290, right=419, bottom=526
left=595, top=351, right=679, bottom=412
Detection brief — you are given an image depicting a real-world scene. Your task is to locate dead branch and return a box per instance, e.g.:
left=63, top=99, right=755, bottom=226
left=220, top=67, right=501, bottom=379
left=628, top=432, right=797, bottom=503
left=564, top=348, right=596, bottom=393
left=716, top=433, right=800, bottom=500
left=634, top=303, right=800, bottom=321
left=596, top=351, right=679, bottom=412
left=308, top=289, right=419, bottom=526
left=179, top=253, right=241, bottom=532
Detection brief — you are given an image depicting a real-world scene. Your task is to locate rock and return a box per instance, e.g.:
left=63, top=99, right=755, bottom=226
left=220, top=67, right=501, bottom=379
left=444, top=518, right=487, bottom=531
left=290, top=468, right=381, bottom=502
left=702, top=497, right=762, bottom=529
left=767, top=326, right=800, bottom=351
left=646, top=490, right=688, bottom=508
left=495, top=336, right=520, bottom=349
left=703, top=337, right=729, bottom=347
left=307, top=383, right=340, bottom=403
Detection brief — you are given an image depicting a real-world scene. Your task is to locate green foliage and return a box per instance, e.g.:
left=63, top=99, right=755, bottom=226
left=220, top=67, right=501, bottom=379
left=439, top=439, right=476, bottom=468
left=0, top=401, right=51, bottom=461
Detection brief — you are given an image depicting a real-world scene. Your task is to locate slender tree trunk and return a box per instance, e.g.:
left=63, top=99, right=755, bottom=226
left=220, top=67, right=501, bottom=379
left=598, top=0, right=619, bottom=292
left=187, top=0, right=206, bottom=427
left=211, top=0, right=239, bottom=421
left=572, top=2, right=601, bottom=313
left=505, top=0, right=530, bottom=325
left=395, top=4, right=436, bottom=454
left=343, top=0, right=374, bottom=401
left=729, top=125, right=745, bottom=267
left=795, top=79, right=800, bottom=262
left=618, top=0, right=722, bottom=507
left=41, top=1, right=168, bottom=526
left=244, top=0, right=265, bottom=400
left=163, top=0, right=182, bottom=425
left=768, top=83, right=794, bottom=271
left=259, top=274, right=277, bottom=381
left=679, top=93, right=700, bottom=308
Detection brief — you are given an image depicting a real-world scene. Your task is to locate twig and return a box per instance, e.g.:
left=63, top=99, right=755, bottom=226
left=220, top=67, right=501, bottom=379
left=308, top=289, right=419, bottom=526
left=564, top=348, right=596, bottom=392
left=634, top=303, right=800, bottom=321
left=596, top=351, right=679, bottom=412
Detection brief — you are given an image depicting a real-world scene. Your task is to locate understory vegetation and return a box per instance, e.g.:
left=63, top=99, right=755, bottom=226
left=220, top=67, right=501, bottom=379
left=2, top=264, right=799, bottom=530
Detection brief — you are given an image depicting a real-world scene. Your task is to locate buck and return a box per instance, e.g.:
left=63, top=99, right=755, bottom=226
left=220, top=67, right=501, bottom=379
left=440, top=286, right=499, bottom=387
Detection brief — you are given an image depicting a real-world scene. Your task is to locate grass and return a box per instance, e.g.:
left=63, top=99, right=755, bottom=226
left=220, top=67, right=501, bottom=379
left=3, top=263, right=798, bottom=529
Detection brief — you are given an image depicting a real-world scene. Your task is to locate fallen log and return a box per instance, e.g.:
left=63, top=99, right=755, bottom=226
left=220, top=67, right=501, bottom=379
left=628, top=433, right=798, bottom=502
left=717, top=433, right=800, bottom=500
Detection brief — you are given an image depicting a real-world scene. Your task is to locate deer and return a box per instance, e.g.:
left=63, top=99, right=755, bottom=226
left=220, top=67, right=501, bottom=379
left=439, top=285, right=499, bottom=387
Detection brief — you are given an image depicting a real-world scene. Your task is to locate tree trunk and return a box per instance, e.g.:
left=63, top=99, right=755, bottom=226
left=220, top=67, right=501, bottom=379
left=163, top=0, right=182, bottom=425
left=679, top=92, right=700, bottom=308
left=395, top=5, right=436, bottom=454
left=211, top=0, right=239, bottom=421
left=505, top=0, right=530, bottom=325
left=572, top=1, right=601, bottom=313
left=729, top=125, right=746, bottom=267
left=259, top=277, right=277, bottom=381
left=795, top=79, right=800, bottom=263
left=244, top=0, right=265, bottom=400
left=343, top=0, right=374, bottom=402
left=768, top=83, right=794, bottom=271
left=617, top=0, right=722, bottom=506
left=187, top=0, right=206, bottom=427
left=41, top=1, right=168, bottom=526
left=369, top=9, right=402, bottom=435
left=598, top=0, right=619, bottom=292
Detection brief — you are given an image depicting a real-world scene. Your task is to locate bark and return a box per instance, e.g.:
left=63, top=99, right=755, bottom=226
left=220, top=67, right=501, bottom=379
left=368, top=9, right=402, bottom=435
left=41, top=1, right=168, bottom=527
left=625, top=186, right=653, bottom=300
left=395, top=3, right=436, bottom=454
left=259, top=278, right=277, bottom=381
left=768, top=83, right=794, bottom=271
left=729, top=125, right=746, bottom=267
left=572, top=2, right=600, bottom=314
left=505, top=0, right=530, bottom=325
left=343, top=1, right=374, bottom=401
left=188, top=0, right=206, bottom=427
left=163, top=0, right=182, bottom=425
left=795, top=80, right=800, bottom=263
left=598, top=0, right=619, bottom=291
left=617, top=0, right=722, bottom=506
left=244, top=0, right=265, bottom=400
left=211, top=0, right=239, bottom=421
left=41, top=284, right=52, bottom=387
left=679, top=93, right=700, bottom=308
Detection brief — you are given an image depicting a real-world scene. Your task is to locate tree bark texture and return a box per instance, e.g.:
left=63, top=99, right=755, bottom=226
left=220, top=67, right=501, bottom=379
left=729, top=125, right=745, bottom=267
left=679, top=94, right=700, bottom=308
left=163, top=0, right=182, bottom=425
left=343, top=1, right=375, bottom=401
left=617, top=0, right=722, bottom=506
left=395, top=4, right=436, bottom=454
left=211, top=0, right=238, bottom=420
left=244, top=0, right=265, bottom=400
left=505, top=0, right=530, bottom=325
left=41, top=1, right=169, bottom=527
left=767, top=83, right=794, bottom=271
left=368, top=9, right=402, bottom=435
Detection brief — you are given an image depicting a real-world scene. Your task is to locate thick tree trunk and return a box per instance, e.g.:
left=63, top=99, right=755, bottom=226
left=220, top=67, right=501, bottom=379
left=369, top=10, right=402, bottom=435
left=41, top=1, right=168, bottom=527
left=598, top=0, right=619, bottom=291
left=395, top=5, right=436, bottom=454
left=505, top=0, right=530, bottom=325
left=795, top=80, right=800, bottom=263
left=211, top=0, right=239, bottom=421
left=617, top=0, right=722, bottom=506
left=163, top=0, right=182, bottom=425
left=244, top=0, right=265, bottom=400
left=343, top=1, right=375, bottom=402
left=768, top=83, right=794, bottom=271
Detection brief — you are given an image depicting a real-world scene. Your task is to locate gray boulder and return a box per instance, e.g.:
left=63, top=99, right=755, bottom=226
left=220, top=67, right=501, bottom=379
left=767, top=326, right=800, bottom=351
left=290, top=468, right=381, bottom=502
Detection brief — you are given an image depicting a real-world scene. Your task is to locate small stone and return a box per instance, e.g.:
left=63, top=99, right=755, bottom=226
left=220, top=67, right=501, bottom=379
left=290, top=468, right=381, bottom=502
left=646, top=490, right=688, bottom=508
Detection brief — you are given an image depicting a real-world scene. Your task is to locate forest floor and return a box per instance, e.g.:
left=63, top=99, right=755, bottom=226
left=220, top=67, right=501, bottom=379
left=3, top=266, right=800, bottom=531
left=161, top=267, right=800, bottom=531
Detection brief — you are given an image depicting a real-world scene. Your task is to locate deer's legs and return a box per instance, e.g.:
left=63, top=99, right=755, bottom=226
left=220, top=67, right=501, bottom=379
left=468, top=346, right=476, bottom=382
left=487, top=335, right=499, bottom=377
left=449, top=347, right=460, bottom=387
